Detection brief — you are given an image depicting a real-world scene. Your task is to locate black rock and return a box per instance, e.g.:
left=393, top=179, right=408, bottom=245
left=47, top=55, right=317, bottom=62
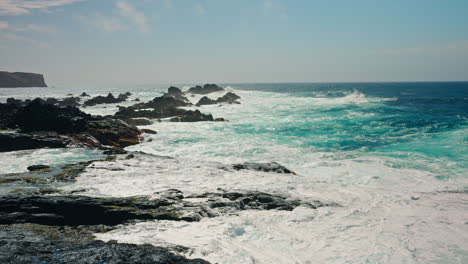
left=80, top=92, right=90, bottom=97
left=0, top=225, right=209, bottom=264
left=227, top=162, right=296, bottom=174
left=195, top=96, right=216, bottom=106
left=14, top=98, right=91, bottom=133
left=170, top=110, right=214, bottom=122
left=188, top=84, right=224, bottom=94
left=27, top=165, right=50, bottom=171
left=124, top=118, right=152, bottom=126
left=196, top=92, right=241, bottom=106
left=84, top=93, right=127, bottom=106
left=141, top=129, right=157, bottom=134
left=0, top=133, right=67, bottom=152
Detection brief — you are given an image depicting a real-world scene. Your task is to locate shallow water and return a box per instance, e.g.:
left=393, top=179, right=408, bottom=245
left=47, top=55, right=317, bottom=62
left=1, top=82, right=467, bottom=263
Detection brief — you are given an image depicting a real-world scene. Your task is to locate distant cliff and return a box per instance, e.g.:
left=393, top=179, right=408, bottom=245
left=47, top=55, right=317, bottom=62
left=0, top=71, right=47, bottom=88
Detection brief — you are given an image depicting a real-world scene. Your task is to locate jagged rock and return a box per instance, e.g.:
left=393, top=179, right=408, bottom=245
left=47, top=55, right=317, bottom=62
left=170, top=110, right=214, bottom=122
left=15, top=98, right=91, bottom=133
left=224, top=162, right=296, bottom=174
left=80, top=92, right=90, bottom=97
left=86, top=119, right=141, bottom=148
left=188, top=84, right=224, bottom=94
left=196, top=96, right=216, bottom=106
left=162, top=86, right=190, bottom=102
left=0, top=224, right=209, bottom=264
left=217, top=92, right=241, bottom=104
left=0, top=71, right=47, bottom=88
left=84, top=93, right=128, bottom=106
left=196, top=92, right=241, bottom=106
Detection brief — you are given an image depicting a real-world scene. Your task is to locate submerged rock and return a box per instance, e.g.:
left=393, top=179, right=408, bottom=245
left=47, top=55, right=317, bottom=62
left=26, top=165, right=50, bottom=172
left=224, top=162, right=296, bottom=174
left=188, top=84, right=224, bottom=94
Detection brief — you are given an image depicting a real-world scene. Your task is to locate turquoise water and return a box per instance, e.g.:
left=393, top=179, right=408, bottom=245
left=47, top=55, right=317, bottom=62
left=227, top=83, right=468, bottom=180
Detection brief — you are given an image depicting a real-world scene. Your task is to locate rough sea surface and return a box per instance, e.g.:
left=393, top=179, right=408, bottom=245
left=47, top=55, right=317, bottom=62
left=1, top=82, right=467, bottom=263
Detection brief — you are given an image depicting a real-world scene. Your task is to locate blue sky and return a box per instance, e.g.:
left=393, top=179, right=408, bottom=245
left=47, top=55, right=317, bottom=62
left=0, top=0, right=467, bottom=85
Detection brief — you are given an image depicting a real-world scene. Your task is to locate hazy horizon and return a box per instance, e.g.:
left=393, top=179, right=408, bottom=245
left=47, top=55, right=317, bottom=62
left=1, top=0, right=468, bottom=86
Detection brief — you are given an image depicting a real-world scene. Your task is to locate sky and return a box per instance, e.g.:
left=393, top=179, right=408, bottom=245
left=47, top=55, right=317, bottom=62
left=0, top=0, right=467, bottom=86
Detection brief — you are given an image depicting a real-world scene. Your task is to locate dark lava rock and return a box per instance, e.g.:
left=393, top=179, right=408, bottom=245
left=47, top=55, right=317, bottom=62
left=124, top=118, right=152, bottom=126
left=0, top=224, right=209, bottom=264
left=0, top=102, right=20, bottom=129
left=141, top=129, right=157, bottom=134
left=168, top=86, right=183, bottom=94
left=225, top=162, right=296, bottom=174
left=163, top=86, right=190, bottom=102
left=15, top=98, right=91, bottom=133
left=217, top=92, right=241, bottom=104
left=26, top=165, right=50, bottom=171
left=196, top=92, right=241, bottom=106
left=0, top=132, right=67, bottom=152
left=86, top=119, right=141, bottom=148
left=188, top=84, right=224, bottom=94
left=80, top=92, right=90, bottom=97
left=195, top=96, right=216, bottom=106
left=0, top=71, right=47, bottom=88
left=84, top=93, right=127, bottom=106
left=170, top=110, right=214, bottom=122
left=0, top=195, right=185, bottom=226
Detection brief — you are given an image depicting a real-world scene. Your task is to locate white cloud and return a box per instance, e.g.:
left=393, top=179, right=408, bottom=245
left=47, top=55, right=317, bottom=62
left=0, top=0, right=86, bottom=15
left=195, top=2, right=205, bottom=16
left=0, top=20, right=9, bottom=29
left=117, top=1, right=149, bottom=33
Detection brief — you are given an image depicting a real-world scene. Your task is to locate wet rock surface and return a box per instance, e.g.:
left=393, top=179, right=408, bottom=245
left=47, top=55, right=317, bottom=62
left=223, top=162, right=296, bottom=174
left=0, top=99, right=142, bottom=152
left=0, top=189, right=333, bottom=226
left=0, top=224, right=209, bottom=264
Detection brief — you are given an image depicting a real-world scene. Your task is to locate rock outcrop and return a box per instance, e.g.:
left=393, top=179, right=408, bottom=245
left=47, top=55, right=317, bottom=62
left=0, top=98, right=142, bottom=152
left=196, top=92, right=241, bottom=106
left=83, top=93, right=131, bottom=106
left=0, top=71, right=47, bottom=88
left=0, top=224, right=209, bottom=264
left=188, top=84, right=224, bottom=94
left=115, top=87, right=224, bottom=122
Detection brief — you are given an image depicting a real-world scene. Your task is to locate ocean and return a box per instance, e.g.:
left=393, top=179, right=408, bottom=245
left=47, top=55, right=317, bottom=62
left=1, top=82, right=467, bottom=263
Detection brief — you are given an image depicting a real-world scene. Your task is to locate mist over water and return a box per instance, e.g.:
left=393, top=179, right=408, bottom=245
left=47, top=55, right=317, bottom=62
left=1, top=82, right=467, bottom=263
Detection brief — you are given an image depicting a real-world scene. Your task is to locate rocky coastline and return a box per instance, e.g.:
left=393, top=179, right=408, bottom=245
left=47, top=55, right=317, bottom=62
left=0, top=84, right=335, bottom=263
